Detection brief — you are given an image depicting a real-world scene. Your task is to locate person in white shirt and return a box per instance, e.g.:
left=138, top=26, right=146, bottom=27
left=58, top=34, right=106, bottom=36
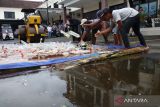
left=47, top=25, right=52, bottom=38
left=96, top=7, right=147, bottom=48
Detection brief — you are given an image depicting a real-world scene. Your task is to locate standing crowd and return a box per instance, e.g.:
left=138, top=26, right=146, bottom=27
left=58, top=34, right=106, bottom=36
left=46, top=22, right=65, bottom=38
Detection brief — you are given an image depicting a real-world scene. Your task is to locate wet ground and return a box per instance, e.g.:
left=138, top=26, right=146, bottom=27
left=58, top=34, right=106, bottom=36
left=0, top=38, right=160, bottom=107
left=0, top=52, right=160, bottom=107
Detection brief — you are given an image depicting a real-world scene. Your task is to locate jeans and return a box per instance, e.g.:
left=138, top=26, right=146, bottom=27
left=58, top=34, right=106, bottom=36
left=48, top=32, right=52, bottom=38
left=120, top=14, right=147, bottom=48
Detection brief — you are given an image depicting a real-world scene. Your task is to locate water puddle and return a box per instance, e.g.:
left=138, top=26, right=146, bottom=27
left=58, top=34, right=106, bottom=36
left=0, top=53, right=159, bottom=107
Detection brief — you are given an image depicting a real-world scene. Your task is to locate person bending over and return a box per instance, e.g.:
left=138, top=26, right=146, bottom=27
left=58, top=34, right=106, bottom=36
left=95, top=7, right=147, bottom=48
left=80, top=18, right=109, bottom=45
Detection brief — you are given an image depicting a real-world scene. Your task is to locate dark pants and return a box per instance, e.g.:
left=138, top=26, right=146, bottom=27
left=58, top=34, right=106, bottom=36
left=120, top=14, right=146, bottom=48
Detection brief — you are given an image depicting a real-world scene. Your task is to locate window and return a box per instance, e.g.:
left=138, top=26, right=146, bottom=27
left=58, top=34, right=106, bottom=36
left=132, top=0, right=157, bottom=17
left=4, top=12, right=15, bottom=19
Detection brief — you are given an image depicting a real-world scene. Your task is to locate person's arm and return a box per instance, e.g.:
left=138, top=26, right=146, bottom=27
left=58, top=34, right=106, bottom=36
left=95, top=28, right=112, bottom=37
left=95, top=21, right=116, bottom=37
left=117, top=20, right=123, bottom=30
left=112, top=11, right=122, bottom=30
left=83, top=19, right=101, bottom=29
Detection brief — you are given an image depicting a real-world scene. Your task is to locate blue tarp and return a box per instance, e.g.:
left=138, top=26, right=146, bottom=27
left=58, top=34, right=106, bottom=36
left=107, top=44, right=142, bottom=49
left=0, top=53, right=99, bottom=70
left=0, top=44, right=143, bottom=70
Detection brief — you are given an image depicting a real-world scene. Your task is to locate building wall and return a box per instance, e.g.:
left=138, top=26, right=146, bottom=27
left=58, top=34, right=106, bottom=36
left=83, top=0, right=124, bottom=13
left=83, top=3, right=99, bottom=13
left=0, top=7, right=24, bottom=20
left=108, top=0, right=124, bottom=6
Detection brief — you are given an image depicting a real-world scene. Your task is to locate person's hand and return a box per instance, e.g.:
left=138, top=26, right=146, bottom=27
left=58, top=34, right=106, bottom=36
left=95, top=31, right=102, bottom=37
left=78, top=41, right=86, bottom=47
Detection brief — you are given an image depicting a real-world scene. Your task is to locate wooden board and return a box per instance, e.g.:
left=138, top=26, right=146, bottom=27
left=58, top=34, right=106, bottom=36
left=52, top=46, right=149, bottom=71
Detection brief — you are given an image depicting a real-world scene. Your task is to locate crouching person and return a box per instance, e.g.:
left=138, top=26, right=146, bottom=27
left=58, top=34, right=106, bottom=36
left=80, top=18, right=109, bottom=45
left=96, top=7, right=147, bottom=48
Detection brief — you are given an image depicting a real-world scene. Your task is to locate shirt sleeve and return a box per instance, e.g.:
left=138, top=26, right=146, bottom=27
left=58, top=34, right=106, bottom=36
left=112, top=11, right=121, bottom=22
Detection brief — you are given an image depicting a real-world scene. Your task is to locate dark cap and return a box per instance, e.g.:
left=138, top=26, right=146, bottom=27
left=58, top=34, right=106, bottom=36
left=96, top=8, right=111, bottom=19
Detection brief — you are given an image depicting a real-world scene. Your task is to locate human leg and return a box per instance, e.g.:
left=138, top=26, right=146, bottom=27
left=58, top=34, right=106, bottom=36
left=119, top=19, right=131, bottom=48
left=113, top=34, right=118, bottom=45
left=117, top=34, right=122, bottom=45
left=131, top=15, right=147, bottom=46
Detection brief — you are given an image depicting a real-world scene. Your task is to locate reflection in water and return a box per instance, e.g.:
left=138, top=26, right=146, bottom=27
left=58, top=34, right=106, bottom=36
left=63, top=53, right=160, bottom=107
left=0, top=53, right=159, bottom=107
left=138, top=53, right=160, bottom=95
left=64, top=62, right=115, bottom=107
